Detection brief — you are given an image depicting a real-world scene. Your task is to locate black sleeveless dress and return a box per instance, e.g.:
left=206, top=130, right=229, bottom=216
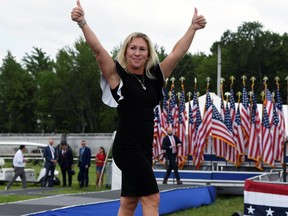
left=111, top=61, right=164, bottom=197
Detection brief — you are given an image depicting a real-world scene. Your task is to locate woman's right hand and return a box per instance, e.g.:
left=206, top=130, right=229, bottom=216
left=191, top=7, right=206, bottom=30
left=71, top=0, right=85, bottom=23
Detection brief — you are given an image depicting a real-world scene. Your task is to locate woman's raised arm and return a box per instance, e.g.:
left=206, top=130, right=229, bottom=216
left=160, top=8, right=206, bottom=79
left=71, top=0, right=119, bottom=89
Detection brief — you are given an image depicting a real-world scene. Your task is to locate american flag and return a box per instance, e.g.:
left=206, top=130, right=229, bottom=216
left=224, top=103, right=237, bottom=165
left=229, top=89, right=236, bottom=122
left=162, top=87, right=169, bottom=130
left=241, top=86, right=250, bottom=143
left=211, top=104, right=236, bottom=150
left=274, top=87, right=285, bottom=164
left=265, top=89, right=273, bottom=126
left=228, top=90, right=238, bottom=163
left=247, top=91, right=262, bottom=169
left=262, top=106, right=274, bottom=167
left=187, top=99, right=193, bottom=156
left=177, top=85, right=187, bottom=169
left=224, top=102, right=233, bottom=133
left=271, top=103, right=283, bottom=163
left=194, top=91, right=212, bottom=170
left=152, top=105, right=165, bottom=163
left=254, top=93, right=262, bottom=149
left=168, top=85, right=178, bottom=131
left=192, top=92, right=203, bottom=167
left=213, top=95, right=226, bottom=159
left=275, top=87, right=286, bottom=141
left=233, top=105, right=245, bottom=165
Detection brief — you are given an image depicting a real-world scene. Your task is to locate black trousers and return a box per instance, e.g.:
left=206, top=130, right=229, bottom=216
left=78, top=163, right=89, bottom=188
left=60, top=166, right=72, bottom=186
left=164, top=153, right=180, bottom=181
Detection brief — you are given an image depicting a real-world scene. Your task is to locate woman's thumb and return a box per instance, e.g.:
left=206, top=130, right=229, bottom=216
left=77, top=0, right=82, bottom=8
left=194, top=7, right=198, bottom=16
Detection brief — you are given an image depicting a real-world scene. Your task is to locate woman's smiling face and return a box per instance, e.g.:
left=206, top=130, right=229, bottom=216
left=125, top=37, right=148, bottom=73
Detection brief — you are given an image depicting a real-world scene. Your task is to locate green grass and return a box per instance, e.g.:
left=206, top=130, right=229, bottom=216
left=0, top=162, right=244, bottom=216
left=163, top=195, right=244, bottom=216
left=0, top=161, right=106, bottom=203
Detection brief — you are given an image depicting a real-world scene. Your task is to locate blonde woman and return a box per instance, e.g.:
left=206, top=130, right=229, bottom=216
left=71, top=1, right=206, bottom=215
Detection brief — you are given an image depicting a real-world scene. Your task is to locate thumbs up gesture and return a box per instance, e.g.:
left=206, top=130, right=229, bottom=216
left=71, top=0, right=85, bottom=23
left=191, top=8, right=207, bottom=30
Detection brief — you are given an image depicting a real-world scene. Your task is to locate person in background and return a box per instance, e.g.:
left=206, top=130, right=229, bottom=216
left=78, top=140, right=91, bottom=188
left=5, top=145, right=28, bottom=190
left=71, top=1, right=206, bottom=215
left=162, top=127, right=183, bottom=185
left=42, top=138, right=57, bottom=187
left=58, top=142, right=74, bottom=187
left=95, top=146, right=106, bottom=187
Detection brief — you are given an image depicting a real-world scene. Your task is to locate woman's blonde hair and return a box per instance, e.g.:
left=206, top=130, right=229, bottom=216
left=116, top=32, right=159, bottom=79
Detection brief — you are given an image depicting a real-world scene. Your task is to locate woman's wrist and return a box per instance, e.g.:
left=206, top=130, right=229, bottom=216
left=190, top=23, right=198, bottom=31
left=78, top=19, right=87, bottom=28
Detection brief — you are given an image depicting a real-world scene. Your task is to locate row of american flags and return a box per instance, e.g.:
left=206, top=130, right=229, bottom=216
left=152, top=76, right=286, bottom=170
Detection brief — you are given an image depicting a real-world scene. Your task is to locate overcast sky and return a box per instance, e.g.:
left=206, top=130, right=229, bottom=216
left=1, top=0, right=288, bottom=64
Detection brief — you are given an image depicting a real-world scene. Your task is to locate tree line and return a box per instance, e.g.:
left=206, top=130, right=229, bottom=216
left=0, top=21, right=287, bottom=133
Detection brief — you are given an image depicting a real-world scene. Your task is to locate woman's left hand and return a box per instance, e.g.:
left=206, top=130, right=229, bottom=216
left=71, top=0, right=85, bottom=23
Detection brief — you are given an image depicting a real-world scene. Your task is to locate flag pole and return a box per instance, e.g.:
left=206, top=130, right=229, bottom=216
left=98, top=130, right=116, bottom=188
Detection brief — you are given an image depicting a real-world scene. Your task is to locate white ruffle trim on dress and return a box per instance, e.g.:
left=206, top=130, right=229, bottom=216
left=100, top=75, right=123, bottom=108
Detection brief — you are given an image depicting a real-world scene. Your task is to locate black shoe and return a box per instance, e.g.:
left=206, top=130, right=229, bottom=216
left=177, top=180, right=183, bottom=185
left=162, top=180, right=167, bottom=184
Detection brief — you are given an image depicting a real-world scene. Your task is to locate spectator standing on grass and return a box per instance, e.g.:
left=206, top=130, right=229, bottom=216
left=95, top=146, right=106, bottom=187
left=42, top=138, right=57, bottom=187
left=78, top=140, right=91, bottom=188
left=58, top=142, right=74, bottom=187
left=5, top=145, right=28, bottom=190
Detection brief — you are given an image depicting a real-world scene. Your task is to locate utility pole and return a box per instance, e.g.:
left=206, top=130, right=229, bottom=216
left=217, top=44, right=221, bottom=97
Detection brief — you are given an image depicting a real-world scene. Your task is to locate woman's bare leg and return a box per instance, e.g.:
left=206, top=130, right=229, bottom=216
left=117, top=196, right=139, bottom=216
left=140, top=192, right=160, bottom=216
left=96, top=171, right=100, bottom=186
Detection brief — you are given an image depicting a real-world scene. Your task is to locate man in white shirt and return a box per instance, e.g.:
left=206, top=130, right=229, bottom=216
left=5, top=145, right=28, bottom=190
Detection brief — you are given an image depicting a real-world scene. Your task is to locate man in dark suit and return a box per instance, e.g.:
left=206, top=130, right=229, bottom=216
left=58, top=142, right=74, bottom=187
left=78, top=140, right=91, bottom=188
left=42, top=138, right=57, bottom=187
left=162, top=127, right=183, bottom=185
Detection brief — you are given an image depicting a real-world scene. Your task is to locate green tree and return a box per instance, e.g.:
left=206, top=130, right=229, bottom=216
left=22, top=47, right=56, bottom=133
left=22, top=47, right=55, bottom=78
left=54, top=38, right=110, bottom=133
left=0, top=52, right=37, bottom=132
left=210, top=22, right=288, bottom=101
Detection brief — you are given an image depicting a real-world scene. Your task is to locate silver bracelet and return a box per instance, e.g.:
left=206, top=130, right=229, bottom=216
left=78, top=19, right=87, bottom=28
